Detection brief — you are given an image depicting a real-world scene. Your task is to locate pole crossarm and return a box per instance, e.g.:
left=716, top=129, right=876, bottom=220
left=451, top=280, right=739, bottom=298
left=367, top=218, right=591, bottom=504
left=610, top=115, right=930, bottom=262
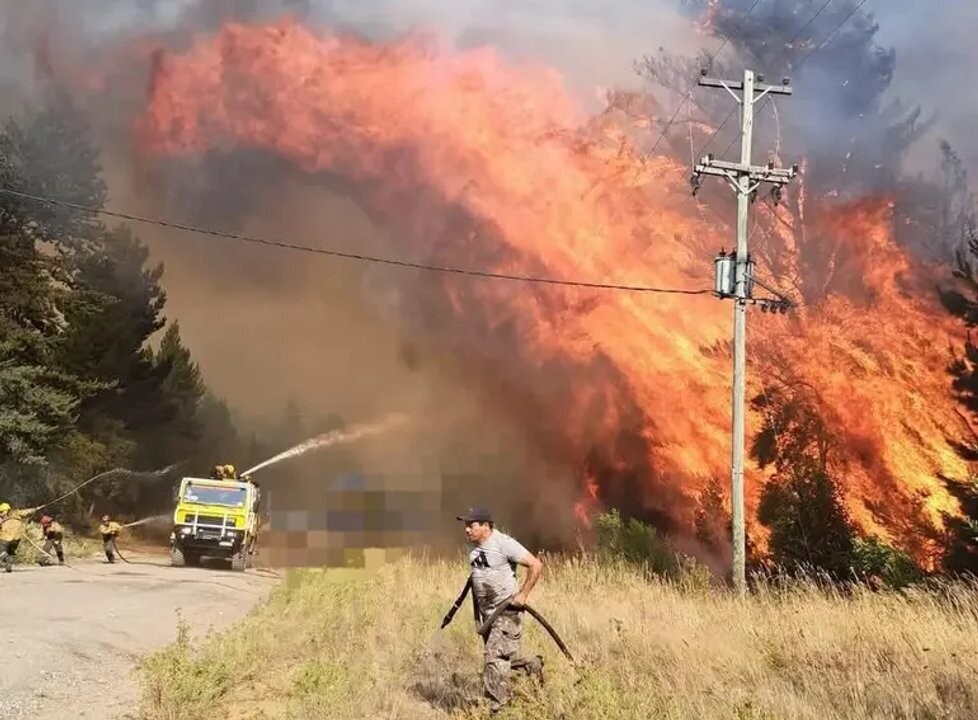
left=694, top=158, right=796, bottom=185
left=698, top=74, right=793, bottom=97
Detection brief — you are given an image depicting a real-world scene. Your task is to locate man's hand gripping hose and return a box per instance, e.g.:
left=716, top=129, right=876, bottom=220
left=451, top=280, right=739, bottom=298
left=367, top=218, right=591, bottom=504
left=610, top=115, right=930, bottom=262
left=441, top=578, right=574, bottom=663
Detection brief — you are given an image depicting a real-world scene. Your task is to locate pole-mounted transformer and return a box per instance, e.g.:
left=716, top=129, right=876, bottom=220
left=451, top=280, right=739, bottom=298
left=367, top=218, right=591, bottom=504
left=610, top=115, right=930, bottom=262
left=713, top=251, right=754, bottom=300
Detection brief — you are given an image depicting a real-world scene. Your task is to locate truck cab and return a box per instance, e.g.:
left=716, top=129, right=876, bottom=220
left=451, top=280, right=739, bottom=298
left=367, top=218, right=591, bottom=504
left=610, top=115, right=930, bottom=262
left=169, top=476, right=259, bottom=571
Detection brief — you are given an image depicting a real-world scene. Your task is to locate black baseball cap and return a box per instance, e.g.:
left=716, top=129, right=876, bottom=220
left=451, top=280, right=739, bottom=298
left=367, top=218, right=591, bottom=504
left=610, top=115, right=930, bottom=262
left=456, top=506, right=493, bottom=523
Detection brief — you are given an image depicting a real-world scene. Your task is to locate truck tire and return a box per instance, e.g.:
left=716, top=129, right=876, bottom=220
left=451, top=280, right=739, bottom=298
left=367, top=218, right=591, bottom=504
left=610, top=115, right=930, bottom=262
left=170, top=545, right=186, bottom=567
left=230, top=550, right=246, bottom=572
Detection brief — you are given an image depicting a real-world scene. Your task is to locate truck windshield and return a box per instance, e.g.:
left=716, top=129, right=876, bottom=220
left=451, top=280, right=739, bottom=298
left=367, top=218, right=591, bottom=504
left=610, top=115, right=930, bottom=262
left=183, top=485, right=247, bottom=508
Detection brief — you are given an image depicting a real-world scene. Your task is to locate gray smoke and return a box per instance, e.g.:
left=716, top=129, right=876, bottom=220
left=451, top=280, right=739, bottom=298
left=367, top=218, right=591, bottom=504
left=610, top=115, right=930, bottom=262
left=3, top=0, right=971, bottom=173
left=874, top=0, right=978, bottom=174
left=0, top=0, right=694, bottom=108
left=0, top=0, right=975, bottom=549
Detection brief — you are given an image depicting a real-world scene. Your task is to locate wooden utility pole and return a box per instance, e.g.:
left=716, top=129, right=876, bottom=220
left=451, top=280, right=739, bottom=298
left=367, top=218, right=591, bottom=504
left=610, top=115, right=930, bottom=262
left=692, top=68, right=796, bottom=594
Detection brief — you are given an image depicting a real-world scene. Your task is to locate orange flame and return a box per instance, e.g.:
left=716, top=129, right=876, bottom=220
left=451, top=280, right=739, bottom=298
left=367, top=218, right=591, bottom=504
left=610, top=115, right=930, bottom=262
left=573, top=473, right=602, bottom=529
left=133, top=21, right=966, bottom=563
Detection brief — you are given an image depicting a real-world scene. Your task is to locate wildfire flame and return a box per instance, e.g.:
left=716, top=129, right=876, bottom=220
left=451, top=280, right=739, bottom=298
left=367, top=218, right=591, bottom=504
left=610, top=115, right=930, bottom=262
left=132, top=20, right=967, bottom=562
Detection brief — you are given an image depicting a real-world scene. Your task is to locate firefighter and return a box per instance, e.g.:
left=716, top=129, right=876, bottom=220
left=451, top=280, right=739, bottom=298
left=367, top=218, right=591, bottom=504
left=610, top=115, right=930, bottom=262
left=0, top=502, right=39, bottom=573
left=99, top=514, right=123, bottom=563
left=38, top=515, right=65, bottom=566
left=210, top=463, right=237, bottom=480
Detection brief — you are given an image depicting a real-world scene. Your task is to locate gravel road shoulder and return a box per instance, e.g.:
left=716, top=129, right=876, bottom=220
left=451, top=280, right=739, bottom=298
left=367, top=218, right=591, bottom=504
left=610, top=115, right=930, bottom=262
left=0, top=554, right=278, bottom=720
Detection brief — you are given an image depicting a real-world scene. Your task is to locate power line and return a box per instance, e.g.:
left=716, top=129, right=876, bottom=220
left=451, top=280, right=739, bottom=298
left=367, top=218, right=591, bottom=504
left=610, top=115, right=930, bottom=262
left=698, top=0, right=842, bottom=159
left=644, top=0, right=764, bottom=159
left=0, top=186, right=710, bottom=296
left=713, top=0, right=869, bottom=165
left=794, top=0, right=868, bottom=67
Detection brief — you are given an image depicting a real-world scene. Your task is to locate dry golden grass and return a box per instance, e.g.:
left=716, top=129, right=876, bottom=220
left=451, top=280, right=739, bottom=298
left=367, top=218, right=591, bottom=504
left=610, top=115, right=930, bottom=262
left=138, top=554, right=978, bottom=720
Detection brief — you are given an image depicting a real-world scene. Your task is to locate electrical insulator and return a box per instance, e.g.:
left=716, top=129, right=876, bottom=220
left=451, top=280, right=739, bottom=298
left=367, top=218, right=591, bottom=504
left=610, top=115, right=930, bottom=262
left=714, top=251, right=735, bottom=297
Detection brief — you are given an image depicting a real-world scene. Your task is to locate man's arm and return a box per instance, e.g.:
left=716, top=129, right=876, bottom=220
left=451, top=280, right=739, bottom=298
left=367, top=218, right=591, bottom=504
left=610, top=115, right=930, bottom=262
left=510, top=552, right=543, bottom=607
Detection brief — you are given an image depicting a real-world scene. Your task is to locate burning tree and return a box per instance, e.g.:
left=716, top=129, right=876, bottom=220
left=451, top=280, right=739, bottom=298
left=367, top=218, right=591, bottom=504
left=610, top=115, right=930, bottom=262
left=631, top=0, right=962, bottom=570
left=101, top=1, right=970, bottom=566
left=749, top=384, right=855, bottom=576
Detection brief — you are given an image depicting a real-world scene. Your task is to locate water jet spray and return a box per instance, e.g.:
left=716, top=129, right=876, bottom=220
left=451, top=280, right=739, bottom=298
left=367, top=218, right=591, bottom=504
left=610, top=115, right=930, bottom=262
left=241, top=412, right=409, bottom=477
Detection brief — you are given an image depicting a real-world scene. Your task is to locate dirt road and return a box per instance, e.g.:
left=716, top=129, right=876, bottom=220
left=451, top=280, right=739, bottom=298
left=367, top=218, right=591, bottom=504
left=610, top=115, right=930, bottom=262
left=0, top=553, right=279, bottom=720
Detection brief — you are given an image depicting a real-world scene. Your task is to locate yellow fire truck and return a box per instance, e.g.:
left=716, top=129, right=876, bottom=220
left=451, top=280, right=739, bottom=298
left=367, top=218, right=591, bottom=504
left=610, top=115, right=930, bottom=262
left=169, top=476, right=259, bottom=571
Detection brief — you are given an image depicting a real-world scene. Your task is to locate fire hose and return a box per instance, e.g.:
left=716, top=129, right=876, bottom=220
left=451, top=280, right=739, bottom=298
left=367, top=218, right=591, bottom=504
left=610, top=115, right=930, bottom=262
left=441, top=577, right=575, bottom=663
left=19, top=533, right=87, bottom=575
left=34, top=464, right=182, bottom=513
left=110, top=538, right=132, bottom=564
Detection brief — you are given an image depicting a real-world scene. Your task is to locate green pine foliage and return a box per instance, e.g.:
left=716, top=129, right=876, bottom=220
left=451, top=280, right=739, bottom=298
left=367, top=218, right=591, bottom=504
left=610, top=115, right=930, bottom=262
left=0, top=93, right=250, bottom=522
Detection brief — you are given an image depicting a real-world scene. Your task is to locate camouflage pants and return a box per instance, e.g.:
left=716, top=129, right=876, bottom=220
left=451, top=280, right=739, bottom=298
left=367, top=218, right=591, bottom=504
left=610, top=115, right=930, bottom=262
left=482, top=609, right=543, bottom=712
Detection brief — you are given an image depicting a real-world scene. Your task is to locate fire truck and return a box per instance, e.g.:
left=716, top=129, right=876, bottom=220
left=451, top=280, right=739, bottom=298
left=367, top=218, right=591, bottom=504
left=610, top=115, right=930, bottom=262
left=169, top=473, right=260, bottom=571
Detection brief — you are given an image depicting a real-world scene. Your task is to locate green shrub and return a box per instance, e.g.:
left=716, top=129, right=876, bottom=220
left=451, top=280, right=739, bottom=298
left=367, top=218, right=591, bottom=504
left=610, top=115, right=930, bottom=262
left=850, top=536, right=924, bottom=588
left=594, top=509, right=710, bottom=588
left=140, top=614, right=236, bottom=716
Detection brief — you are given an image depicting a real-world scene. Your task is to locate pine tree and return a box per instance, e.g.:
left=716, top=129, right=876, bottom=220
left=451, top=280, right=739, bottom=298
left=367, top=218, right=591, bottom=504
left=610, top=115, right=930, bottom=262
left=0, top=362, right=78, bottom=466
left=138, top=322, right=205, bottom=468
left=194, top=392, right=244, bottom=468
left=59, top=224, right=168, bottom=435
left=0, top=91, right=253, bottom=518
left=757, top=459, right=856, bottom=578
left=0, top=95, right=106, bottom=466
left=938, top=223, right=978, bottom=573
left=750, top=387, right=858, bottom=577
left=0, top=90, right=106, bottom=248
left=942, top=475, right=978, bottom=574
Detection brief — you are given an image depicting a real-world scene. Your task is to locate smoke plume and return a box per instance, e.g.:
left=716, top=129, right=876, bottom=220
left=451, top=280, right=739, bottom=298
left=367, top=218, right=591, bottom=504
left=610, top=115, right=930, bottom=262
left=0, top=1, right=975, bottom=558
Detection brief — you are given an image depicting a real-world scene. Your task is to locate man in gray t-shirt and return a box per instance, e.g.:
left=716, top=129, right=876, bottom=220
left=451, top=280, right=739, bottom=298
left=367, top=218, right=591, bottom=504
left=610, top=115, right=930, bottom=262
left=457, top=506, right=544, bottom=714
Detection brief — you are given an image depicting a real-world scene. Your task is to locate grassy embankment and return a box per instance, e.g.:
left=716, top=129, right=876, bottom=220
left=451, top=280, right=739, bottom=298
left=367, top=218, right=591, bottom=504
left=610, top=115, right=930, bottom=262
left=139, top=553, right=978, bottom=720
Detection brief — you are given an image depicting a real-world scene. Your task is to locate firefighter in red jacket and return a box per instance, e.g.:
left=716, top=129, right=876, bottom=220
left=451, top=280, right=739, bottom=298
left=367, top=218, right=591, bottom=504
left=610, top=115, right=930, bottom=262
left=38, top=515, right=65, bottom=565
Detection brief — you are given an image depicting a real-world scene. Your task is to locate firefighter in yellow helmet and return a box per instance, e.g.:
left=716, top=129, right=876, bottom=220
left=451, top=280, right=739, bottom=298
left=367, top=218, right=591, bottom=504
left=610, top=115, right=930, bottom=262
left=209, top=464, right=237, bottom=480
left=0, top=502, right=39, bottom=573
left=99, top=514, right=123, bottom=563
